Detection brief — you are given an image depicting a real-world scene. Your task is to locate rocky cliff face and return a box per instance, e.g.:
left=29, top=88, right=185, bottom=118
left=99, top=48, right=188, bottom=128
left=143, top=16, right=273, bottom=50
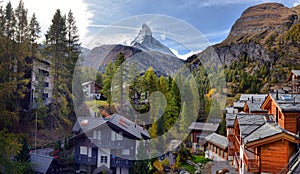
left=188, top=3, right=300, bottom=93
left=190, top=3, right=300, bottom=69
left=223, top=3, right=297, bottom=45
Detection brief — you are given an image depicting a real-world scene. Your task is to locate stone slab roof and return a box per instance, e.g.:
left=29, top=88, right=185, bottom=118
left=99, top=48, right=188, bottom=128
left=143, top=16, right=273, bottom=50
left=205, top=133, right=228, bottom=149
left=30, top=153, right=54, bottom=174
left=188, top=122, right=219, bottom=132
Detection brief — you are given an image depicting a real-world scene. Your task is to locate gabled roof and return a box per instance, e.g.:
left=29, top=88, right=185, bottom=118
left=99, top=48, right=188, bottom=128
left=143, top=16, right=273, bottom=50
left=108, top=114, right=149, bottom=139
left=226, top=113, right=236, bottom=128
left=93, top=165, right=112, bottom=174
left=188, top=122, right=219, bottom=132
left=30, top=153, right=54, bottom=174
left=72, top=114, right=150, bottom=140
left=233, top=102, right=245, bottom=108
left=72, top=117, right=107, bottom=134
left=225, top=107, right=238, bottom=114
left=205, top=133, right=228, bottom=149
left=235, top=114, right=274, bottom=138
left=244, top=123, right=299, bottom=146
left=292, top=70, right=300, bottom=76
left=244, top=101, right=268, bottom=113
left=262, top=93, right=300, bottom=112
left=239, top=94, right=267, bottom=102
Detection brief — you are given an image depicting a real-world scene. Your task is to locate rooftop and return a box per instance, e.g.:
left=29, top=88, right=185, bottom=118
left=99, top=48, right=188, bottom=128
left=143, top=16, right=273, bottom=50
left=72, top=114, right=150, bottom=140
left=188, top=122, right=219, bottom=132
left=233, top=102, right=245, bottom=108
left=30, top=153, right=54, bottom=174
left=226, top=113, right=236, bottom=128
left=205, top=133, right=228, bottom=149
left=236, top=114, right=275, bottom=138
left=245, top=100, right=268, bottom=113
left=270, top=93, right=300, bottom=112
left=291, top=70, right=300, bottom=77
left=239, top=94, right=267, bottom=102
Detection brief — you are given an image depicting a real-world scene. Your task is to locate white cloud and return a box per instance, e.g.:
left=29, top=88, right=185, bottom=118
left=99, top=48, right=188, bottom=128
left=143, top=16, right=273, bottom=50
left=3, top=0, right=93, bottom=44
left=294, top=0, right=300, bottom=6
left=170, top=48, right=202, bottom=60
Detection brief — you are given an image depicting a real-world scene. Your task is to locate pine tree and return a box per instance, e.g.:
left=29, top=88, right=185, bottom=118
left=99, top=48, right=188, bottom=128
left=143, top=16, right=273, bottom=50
left=44, top=9, right=71, bottom=129
left=102, top=62, right=114, bottom=112
left=66, top=10, right=81, bottom=88
left=28, top=13, right=40, bottom=57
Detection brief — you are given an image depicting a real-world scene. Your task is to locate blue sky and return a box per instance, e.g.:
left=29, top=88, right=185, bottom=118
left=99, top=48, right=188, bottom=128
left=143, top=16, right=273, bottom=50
left=4, top=0, right=300, bottom=55
left=82, top=0, right=299, bottom=56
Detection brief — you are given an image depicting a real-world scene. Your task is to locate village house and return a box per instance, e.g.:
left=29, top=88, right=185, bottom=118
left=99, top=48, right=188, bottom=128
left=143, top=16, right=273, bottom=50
left=204, top=133, right=228, bottom=161
left=29, top=58, right=53, bottom=107
left=82, top=81, right=103, bottom=100
left=232, top=94, right=267, bottom=113
left=260, top=93, right=300, bottom=134
left=230, top=113, right=299, bottom=173
left=188, top=122, right=219, bottom=151
left=30, top=153, right=59, bottom=174
left=71, top=114, right=150, bottom=174
left=287, top=70, right=300, bottom=94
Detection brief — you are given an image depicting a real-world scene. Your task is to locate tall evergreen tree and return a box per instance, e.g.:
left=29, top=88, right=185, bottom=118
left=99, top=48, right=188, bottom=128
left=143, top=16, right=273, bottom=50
left=66, top=10, right=80, bottom=88
left=28, top=13, right=40, bottom=57
left=44, top=9, right=71, bottom=129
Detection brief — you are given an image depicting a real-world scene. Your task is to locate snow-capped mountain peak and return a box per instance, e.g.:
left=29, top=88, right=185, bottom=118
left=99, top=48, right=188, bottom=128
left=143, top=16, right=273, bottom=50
left=130, top=24, right=175, bottom=56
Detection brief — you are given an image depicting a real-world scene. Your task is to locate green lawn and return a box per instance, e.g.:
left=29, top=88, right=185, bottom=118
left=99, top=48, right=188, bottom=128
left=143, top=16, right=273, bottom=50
left=85, top=100, right=108, bottom=107
left=191, top=155, right=210, bottom=164
left=180, top=162, right=195, bottom=173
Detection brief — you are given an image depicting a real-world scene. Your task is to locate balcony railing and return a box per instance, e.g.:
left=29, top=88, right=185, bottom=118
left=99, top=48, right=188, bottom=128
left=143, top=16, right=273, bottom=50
left=75, top=154, right=97, bottom=166
left=110, top=157, right=134, bottom=167
left=234, top=152, right=240, bottom=168
left=244, top=148, right=260, bottom=172
left=234, top=135, right=240, bottom=152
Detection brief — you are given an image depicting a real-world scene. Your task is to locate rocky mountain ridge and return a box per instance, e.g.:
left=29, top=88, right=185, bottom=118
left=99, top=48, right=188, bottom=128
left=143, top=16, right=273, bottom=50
left=188, top=2, right=300, bottom=92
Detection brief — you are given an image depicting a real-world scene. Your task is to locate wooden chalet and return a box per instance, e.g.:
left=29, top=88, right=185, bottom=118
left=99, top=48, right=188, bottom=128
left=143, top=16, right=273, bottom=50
left=205, top=133, right=228, bottom=161
left=231, top=114, right=299, bottom=173
left=260, top=93, right=300, bottom=134
left=287, top=70, right=300, bottom=94
left=188, top=122, right=219, bottom=150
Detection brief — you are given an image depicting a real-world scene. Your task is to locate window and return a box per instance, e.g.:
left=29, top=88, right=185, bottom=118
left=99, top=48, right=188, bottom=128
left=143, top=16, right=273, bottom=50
left=80, top=146, right=87, bottom=155
left=80, top=164, right=87, bottom=171
left=117, top=132, right=123, bottom=140
left=97, top=130, right=101, bottom=140
left=111, top=131, right=116, bottom=141
left=101, top=156, right=108, bottom=163
left=122, top=149, right=130, bottom=155
left=93, top=131, right=97, bottom=139
left=88, top=147, right=92, bottom=157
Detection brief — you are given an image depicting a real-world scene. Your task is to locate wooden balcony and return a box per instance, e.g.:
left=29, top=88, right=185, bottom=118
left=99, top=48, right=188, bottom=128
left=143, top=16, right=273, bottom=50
left=110, top=157, right=134, bottom=167
left=234, top=152, right=240, bottom=168
left=244, top=149, right=260, bottom=173
left=75, top=154, right=97, bottom=166
left=234, top=135, right=240, bottom=152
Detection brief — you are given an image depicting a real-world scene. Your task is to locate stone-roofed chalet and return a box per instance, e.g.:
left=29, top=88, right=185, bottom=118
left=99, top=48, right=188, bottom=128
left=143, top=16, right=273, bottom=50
left=205, top=133, right=228, bottom=161
left=287, top=70, right=300, bottom=93
left=231, top=113, right=299, bottom=173
left=261, top=93, right=300, bottom=134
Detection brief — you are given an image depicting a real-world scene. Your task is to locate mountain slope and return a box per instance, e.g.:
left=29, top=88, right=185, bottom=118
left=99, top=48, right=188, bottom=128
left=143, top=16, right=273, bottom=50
left=82, top=24, right=183, bottom=76
left=188, top=3, right=300, bottom=94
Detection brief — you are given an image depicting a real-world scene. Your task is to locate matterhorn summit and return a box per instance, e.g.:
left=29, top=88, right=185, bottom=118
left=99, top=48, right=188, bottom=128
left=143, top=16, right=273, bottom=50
left=130, top=23, right=175, bottom=56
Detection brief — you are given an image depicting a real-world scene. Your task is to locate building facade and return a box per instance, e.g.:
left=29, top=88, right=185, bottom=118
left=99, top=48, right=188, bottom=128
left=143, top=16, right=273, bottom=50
left=72, top=114, right=150, bottom=174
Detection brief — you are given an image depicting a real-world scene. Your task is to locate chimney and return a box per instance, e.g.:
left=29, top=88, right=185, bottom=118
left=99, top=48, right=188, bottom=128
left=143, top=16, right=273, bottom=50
left=251, top=96, right=254, bottom=103
left=276, top=90, right=279, bottom=100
